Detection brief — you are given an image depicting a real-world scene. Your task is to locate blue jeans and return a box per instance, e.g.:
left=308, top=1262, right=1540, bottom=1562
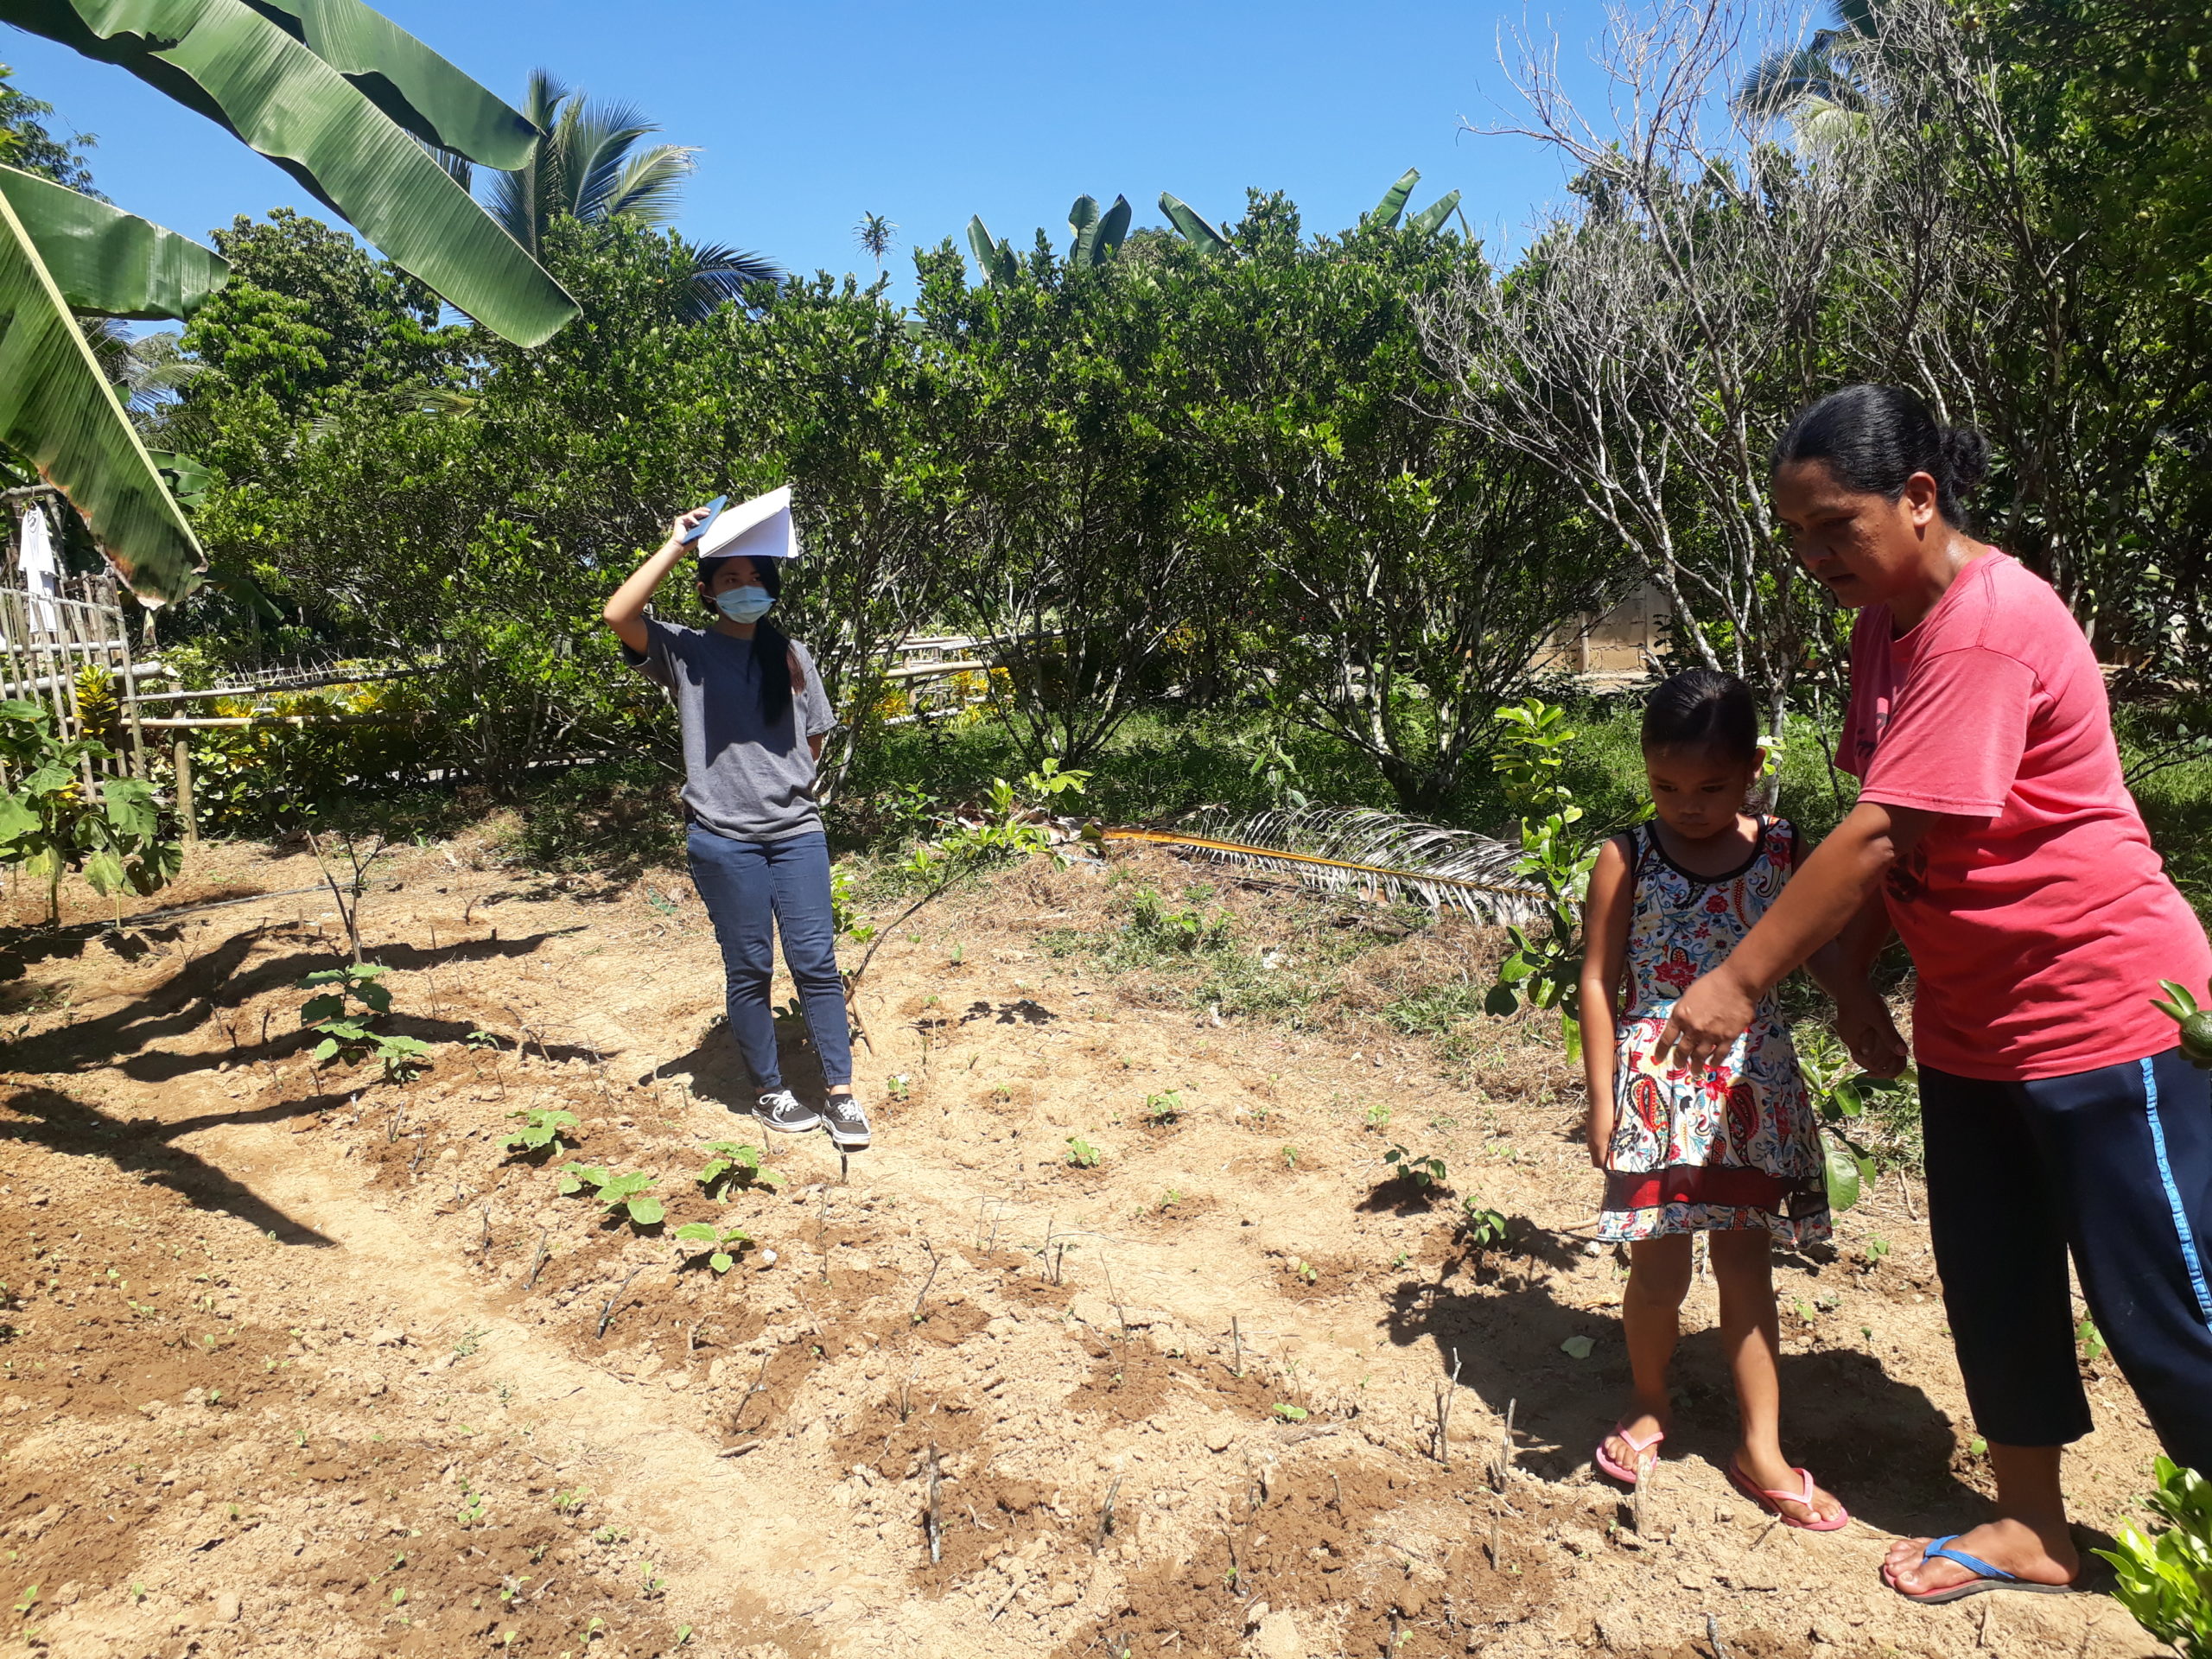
left=684, top=827, right=852, bottom=1093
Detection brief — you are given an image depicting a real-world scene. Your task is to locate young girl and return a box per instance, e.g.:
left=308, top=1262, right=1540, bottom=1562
left=1577, top=670, right=1844, bottom=1529
left=601, top=500, right=870, bottom=1153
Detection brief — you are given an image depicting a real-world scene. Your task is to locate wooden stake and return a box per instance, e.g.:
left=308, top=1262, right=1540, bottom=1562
left=1093, top=1472, right=1122, bottom=1551
left=925, top=1440, right=944, bottom=1564
left=596, top=1265, right=645, bottom=1340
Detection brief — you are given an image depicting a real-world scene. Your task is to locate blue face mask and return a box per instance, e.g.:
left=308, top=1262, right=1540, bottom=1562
left=714, top=585, right=774, bottom=624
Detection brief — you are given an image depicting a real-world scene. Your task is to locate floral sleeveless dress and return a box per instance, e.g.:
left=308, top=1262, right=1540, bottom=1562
left=1599, top=817, right=1830, bottom=1246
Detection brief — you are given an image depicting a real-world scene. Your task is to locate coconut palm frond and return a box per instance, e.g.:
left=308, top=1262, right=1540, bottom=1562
left=1106, top=805, right=1545, bottom=922
left=595, top=143, right=697, bottom=227
left=669, top=241, right=784, bottom=323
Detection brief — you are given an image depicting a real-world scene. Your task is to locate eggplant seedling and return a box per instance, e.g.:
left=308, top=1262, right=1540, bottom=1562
left=674, top=1223, right=752, bottom=1274
left=1065, top=1135, right=1102, bottom=1168
left=557, top=1165, right=664, bottom=1228
left=500, top=1109, right=577, bottom=1159
left=1143, top=1090, right=1183, bottom=1125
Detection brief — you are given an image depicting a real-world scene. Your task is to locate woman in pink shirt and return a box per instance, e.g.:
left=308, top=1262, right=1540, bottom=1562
left=1660, top=385, right=2212, bottom=1605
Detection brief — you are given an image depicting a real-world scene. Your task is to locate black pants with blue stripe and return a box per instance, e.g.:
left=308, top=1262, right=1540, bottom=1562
left=1921, top=1048, right=2212, bottom=1475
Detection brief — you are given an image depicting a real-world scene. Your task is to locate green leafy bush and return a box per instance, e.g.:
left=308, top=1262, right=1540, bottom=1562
left=1484, top=699, right=1599, bottom=1061
left=0, top=698, right=181, bottom=924
left=2095, top=1457, right=2212, bottom=1656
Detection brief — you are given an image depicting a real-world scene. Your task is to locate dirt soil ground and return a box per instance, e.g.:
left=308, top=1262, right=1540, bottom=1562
left=0, top=832, right=2180, bottom=1659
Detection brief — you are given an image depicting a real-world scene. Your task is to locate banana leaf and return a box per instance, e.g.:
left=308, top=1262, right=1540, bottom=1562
left=1408, top=189, right=1462, bottom=237
left=0, top=0, right=577, bottom=346
left=1372, top=168, right=1420, bottom=229
left=0, top=166, right=228, bottom=321
left=1095, top=194, right=1132, bottom=261
left=964, top=214, right=1017, bottom=286
left=0, top=187, right=204, bottom=603
left=1067, top=194, right=1101, bottom=264
left=246, top=0, right=539, bottom=166
left=1158, top=192, right=1230, bottom=254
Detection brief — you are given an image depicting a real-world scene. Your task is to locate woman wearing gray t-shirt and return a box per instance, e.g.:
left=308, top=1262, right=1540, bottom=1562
left=602, top=508, right=870, bottom=1151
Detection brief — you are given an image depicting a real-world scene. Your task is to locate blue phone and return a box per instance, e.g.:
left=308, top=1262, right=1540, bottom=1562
left=680, top=495, right=728, bottom=544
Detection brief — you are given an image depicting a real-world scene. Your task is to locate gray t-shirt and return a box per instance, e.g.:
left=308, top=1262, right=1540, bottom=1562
left=625, top=617, right=836, bottom=843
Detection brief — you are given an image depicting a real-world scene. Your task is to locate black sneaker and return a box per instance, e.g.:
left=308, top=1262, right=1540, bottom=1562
left=820, top=1092, right=872, bottom=1152
left=754, top=1089, right=821, bottom=1135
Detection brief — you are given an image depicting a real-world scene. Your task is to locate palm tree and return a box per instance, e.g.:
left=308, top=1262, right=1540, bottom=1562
left=855, top=212, right=896, bottom=279
left=459, top=69, right=779, bottom=319
left=1735, top=0, right=1880, bottom=149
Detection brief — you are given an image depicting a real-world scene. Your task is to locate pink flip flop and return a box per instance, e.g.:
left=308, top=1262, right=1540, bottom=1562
left=1727, top=1459, right=1849, bottom=1531
left=1593, top=1421, right=1664, bottom=1486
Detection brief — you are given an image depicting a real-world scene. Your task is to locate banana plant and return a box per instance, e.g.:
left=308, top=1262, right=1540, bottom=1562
left=0, top=184, right=207, bottom=601
left=1369, top=167, right=1462, bottom=235
left=1158, top=191, right=1230, bottom=255
left=965, top=213, right=1019, bottom=286
left=0, top=0, right=582, bottom=603
left=0, top=0, right=576, bottom=346
left=1067, top=194, right=1132, bottom=267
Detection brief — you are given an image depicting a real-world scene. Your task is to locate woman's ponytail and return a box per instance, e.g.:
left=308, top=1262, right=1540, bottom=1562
left=1773, top=385, right=1988, bottom=529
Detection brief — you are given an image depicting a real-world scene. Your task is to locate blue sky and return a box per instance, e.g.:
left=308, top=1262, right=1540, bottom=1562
left=2, top=0, right=1630, bottom=306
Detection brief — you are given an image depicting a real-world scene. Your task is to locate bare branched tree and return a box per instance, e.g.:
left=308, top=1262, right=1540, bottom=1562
left=1419, top=0, right=1873, bottom=750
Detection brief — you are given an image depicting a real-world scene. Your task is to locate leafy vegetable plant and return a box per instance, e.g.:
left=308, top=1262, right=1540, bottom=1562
left=1066, top=1135, right=1102, bottom=1168
left=2095, top=1456, right=2212, bottom=1655
left=500, top=1109, right=578, bottom=1158
left=1144, top=1090, right=1184, bottom=1125
left=1795, top=1028, right=1912, bottom=1211
left=2152, top=977, right=2212, bottom=1067
left=696, top=1141, right=782, bottom=1196
left=1459, top=1201, right=1510, bottom=1249
left=558, top=1165, right=664, bottom=1227
left=298, top=963, right=434, bottom=1084
left=673, top=1223, right=752, bottom=1274
left=1383, top=1144, right=1448, bottom=1190
left=1483, top=699, right=1599, bottom=1061
left=0, top=698, right=181, bottom=925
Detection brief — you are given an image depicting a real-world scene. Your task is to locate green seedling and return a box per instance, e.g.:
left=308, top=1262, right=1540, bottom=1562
left=1363, top=1103, right=1391, bottom=1131
left=1281, top=1145, right=1300, bottom=1169
left=1144, top=1090, right=1184, bottom=1125
left=1383, top=1145, right=1448, bottom=1190
left=1065, top=1136, right=1102, bottom=1169
left=696, top=1141, right=782, bottom=1196
left=1271, top=1403, right=1308, bottom=1421
left=500, top=1108, right=578, bottom=1158
left=12, top=1585, right=36, bottom=1615
left=886, top=1075, right=911, bottom=1102
left=551, top=1487, right=588, bottom=1514
left=2077, top=1318, right=2108, bottom=1365
left=674, top=1223, right=753, bottom=1274
left=1157, top=1189, right=1183, bottom=1212
left=557, top=1165, right=664, bottom=1227
left=455, top=1482, right=486, bottom=1527
left=298, top=963, right=436, bottom=1084
left=1864, top=1236, right=1892, bottom=1265
left=2094, top=1455, right=2212, bottom=1653
left=1289, top=1258, right=1318, bottom=1284
left=1459, top=1202, right=1510, bottom=1249
left=2152, top=978, right=2212, bottom=1067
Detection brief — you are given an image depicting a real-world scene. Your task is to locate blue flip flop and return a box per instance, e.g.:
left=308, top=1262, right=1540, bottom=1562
left=1885, top=1535, right=2079, bottom=1605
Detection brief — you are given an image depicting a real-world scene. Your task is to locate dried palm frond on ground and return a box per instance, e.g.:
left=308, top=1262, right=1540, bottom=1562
left=1106, top=805, right=1544, bottom=923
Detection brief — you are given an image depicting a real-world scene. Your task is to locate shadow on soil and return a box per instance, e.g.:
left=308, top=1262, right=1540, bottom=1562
left=0, top=1084, right=336, bottom=1246
left=1385, top=1257, right=1986, bottom=1540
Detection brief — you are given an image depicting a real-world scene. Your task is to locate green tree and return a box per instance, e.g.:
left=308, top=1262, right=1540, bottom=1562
left=1169, top=191, right=1619, bottom=813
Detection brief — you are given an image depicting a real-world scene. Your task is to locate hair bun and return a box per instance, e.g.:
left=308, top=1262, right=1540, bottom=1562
left=1940, top=425, right=1990, bottom=499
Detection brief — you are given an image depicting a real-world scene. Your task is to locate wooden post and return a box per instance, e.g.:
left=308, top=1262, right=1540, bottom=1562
left=173, top=736, right=197, bottom=845
left=116, top=601, right=146, bottom=780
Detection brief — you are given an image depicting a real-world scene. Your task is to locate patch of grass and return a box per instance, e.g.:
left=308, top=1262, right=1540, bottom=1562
left=486, top=760, right=683, bottom=875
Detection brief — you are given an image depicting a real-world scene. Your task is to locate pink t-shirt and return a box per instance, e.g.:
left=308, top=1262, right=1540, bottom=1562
left=1838, top=550, right=2210, bottom=1081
